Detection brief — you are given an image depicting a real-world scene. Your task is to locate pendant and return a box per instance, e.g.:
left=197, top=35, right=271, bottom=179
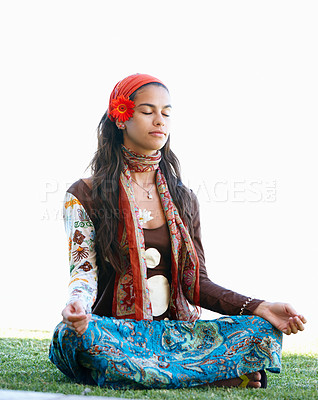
left=147, top=193, right=153, bottom=199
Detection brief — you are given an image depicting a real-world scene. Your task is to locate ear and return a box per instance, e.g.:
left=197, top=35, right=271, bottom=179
left=115, top=120, right=126, bottom=130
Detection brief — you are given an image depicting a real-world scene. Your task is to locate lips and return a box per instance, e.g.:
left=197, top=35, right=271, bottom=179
left=149, top=131, right=165, bottom=136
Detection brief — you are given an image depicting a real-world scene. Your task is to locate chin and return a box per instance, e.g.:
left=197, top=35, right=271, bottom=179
left=149, top=136, right=168, bottom=150
left=125, top=136, right=168, bottom=155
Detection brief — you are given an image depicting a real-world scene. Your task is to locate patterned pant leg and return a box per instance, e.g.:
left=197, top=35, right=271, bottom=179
left=49, top=322, right=95, bottom=385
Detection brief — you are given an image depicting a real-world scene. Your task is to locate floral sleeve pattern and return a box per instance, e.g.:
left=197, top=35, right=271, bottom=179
left=63, top=192, right=98, bottom=313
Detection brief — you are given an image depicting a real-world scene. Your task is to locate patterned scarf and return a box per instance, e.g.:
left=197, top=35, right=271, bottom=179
left=112, top=145, right=200, bottom=321
left=121, top=145, right=162, bottom=173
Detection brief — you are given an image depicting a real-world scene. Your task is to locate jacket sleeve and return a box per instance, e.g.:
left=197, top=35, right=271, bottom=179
left=63, top=192, right=98, bottom=313
left=190, top=191, right=264, bottom=315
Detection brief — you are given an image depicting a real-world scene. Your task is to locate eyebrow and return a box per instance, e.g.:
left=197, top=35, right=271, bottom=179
left=136, top=103, right=172, bottom=109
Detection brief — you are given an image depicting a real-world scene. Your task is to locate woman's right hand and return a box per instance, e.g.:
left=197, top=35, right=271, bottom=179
left=62, top=300, right=91, bottom=335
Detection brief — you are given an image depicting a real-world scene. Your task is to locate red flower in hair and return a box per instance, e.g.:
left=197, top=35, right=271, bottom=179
left=110, top=95, right=135, bottom=122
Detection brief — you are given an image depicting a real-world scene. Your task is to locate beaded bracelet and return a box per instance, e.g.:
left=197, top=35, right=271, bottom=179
left=239, top=297, right=254, bottom=315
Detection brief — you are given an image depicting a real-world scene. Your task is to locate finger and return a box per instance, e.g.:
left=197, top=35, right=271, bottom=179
left=62, top=315, right=75, bottom=326
left=73, top=314, right=90, bottom=328
left=76, top=329, right=86, bottom=337
left=72, top=301, right=86, bottom=314
left=62, top=306, right=84, bottom=321
left=73, top=318, right=89, bottom=330
left=75, top=315, right=91, bottom=335
left=298, top=315, right=307, bottom=324
left=74, top=325, right=86, bottom=335
left=283, top=326, right=291, bottom=335
left=293, top=316, right=305, bottom=331
left=284, top=303, right=299, bottom=317
left=74, top=321, right=89, bottom=336
left=288, top=318, right=299, bottom=334
left=68, top=314, right=87, bottom=323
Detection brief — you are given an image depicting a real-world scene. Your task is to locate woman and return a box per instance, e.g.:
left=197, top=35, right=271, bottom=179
left=49, top=73, right=306, bottom=389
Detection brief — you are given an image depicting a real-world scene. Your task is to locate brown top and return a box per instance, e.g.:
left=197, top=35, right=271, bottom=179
left=67, top=178, right=264, bottom=318
left=144, top=224, right=172, bottom=320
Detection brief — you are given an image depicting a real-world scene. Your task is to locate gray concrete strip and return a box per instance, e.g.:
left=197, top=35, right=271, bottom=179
left=0, top=390, right=140, bottom=400
left=0, top=391, right=63, bottom=399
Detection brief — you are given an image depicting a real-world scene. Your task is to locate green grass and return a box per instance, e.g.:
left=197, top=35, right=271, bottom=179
left=0, top=335, right=317, bottom=400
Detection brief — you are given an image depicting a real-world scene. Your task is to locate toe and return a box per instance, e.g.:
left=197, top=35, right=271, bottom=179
left=254, top=371, right=261, bottom=381
left=249, top=380, right=261, bottom=389
left=244, top=371, right=262, bottom=388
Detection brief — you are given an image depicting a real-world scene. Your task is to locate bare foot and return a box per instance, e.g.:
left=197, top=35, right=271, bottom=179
left=212, top=371, right=262, bottom=388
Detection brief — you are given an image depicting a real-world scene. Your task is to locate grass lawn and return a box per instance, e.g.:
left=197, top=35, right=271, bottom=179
left=0, top=331, right=317, bottom=400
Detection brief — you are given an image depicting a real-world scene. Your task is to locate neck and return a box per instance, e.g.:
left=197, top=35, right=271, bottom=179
left=121, top=144, right=162, bottom=174
left=130, top=170, right=156, bottom=186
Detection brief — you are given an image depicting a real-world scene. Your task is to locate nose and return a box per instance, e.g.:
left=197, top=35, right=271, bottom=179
left=154, top=113, right=165, bottom=127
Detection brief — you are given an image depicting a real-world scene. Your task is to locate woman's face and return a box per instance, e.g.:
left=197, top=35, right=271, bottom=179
left=120, top=84, right=172, bottom=155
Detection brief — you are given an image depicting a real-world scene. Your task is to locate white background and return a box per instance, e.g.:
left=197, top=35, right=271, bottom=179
left=1, top=0, right=317, bottom=353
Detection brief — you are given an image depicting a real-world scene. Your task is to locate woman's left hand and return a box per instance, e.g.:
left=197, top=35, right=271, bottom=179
left=253, top=301, right=307, bottom=335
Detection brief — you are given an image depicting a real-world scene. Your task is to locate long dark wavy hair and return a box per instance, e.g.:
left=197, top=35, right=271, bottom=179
left=90, top=83, right=194, bottom=273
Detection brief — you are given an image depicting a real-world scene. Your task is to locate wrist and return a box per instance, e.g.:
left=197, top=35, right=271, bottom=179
left=253, top=301, right=271, bottom=318
left=67, top=297, right=91, bottom=314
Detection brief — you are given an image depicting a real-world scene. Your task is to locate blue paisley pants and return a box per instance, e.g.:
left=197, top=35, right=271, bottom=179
left=49, top=315, right=282, bottom=389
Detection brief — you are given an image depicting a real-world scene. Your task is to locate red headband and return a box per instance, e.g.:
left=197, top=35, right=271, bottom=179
left=108, top=73, right=166, bottom=122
